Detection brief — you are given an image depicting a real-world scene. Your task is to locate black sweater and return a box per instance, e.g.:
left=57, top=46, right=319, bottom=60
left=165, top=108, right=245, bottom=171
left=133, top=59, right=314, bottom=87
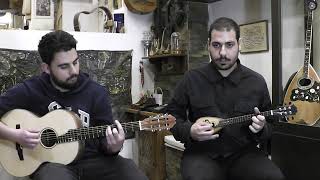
left=0, top=72, right=113, bottom=159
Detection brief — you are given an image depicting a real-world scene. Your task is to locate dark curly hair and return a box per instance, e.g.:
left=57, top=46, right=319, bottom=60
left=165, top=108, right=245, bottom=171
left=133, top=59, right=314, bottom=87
left=38, top=30, right=78, bottom=65
left=208, top=17, right=240, bottom=42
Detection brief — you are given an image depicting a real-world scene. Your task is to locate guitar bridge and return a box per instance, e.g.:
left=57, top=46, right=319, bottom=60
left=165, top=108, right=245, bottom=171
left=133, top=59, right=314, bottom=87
left=15, top=124, right=24, bottom=161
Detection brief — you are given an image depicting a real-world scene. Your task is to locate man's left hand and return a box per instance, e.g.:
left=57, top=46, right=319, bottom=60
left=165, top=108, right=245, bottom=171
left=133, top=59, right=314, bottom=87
left=249, top=107, right=266, bottom=133
left=105, top=120, right=125, bottom=153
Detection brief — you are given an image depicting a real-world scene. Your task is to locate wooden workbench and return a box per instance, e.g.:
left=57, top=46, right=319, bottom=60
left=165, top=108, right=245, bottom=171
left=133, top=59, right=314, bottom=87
left=124, top=107, right=171, bottom=180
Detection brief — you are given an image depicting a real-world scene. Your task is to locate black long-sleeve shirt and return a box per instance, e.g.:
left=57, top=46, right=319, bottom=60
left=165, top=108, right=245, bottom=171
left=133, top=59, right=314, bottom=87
left=166, top=60, right=272, bottom=157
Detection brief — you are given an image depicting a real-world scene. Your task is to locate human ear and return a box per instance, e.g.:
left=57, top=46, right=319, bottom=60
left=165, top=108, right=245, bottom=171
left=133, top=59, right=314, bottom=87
left=238, top=37, right=242, bottom=52
left=40, top=63, right=50, bottom=74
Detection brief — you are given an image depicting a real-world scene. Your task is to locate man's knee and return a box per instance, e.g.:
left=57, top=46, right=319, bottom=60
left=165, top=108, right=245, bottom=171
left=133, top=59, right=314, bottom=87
left=116, top=157, right=148, bottom=180
left=182, top=172, right=224, bottom=180
left=181, top=163, right=225, bottom=180
left=31, top=163, right=77, bottom=180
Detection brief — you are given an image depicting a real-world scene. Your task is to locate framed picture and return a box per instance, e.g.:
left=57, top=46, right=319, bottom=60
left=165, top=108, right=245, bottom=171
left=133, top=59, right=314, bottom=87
left=239, top=20, right=268, bottom=53
left=32, top=0, right=54, bottom=19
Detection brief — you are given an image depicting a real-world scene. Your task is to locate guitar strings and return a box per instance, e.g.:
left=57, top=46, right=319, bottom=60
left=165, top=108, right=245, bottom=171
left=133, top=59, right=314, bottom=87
left=40, top=122, right=141, bottom=141
left=40, top=118, right=171, bottom=141
left=40, top=122, right=140, bottom=138
left=218, top=111, right=272, bottom=127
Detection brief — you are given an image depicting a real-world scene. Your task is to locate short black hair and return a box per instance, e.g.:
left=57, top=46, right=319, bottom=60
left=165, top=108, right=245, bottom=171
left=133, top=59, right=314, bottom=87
left=38, top=30, right=77, bottom=65
left=208, top=17, right=240, bottom=42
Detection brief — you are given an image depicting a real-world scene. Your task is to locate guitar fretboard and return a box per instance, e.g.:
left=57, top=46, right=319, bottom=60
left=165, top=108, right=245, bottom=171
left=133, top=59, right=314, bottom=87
left=57, top=121, right=140, bottom=143
left=217, top=110, right=274, bottom=128
left=56, top=121, right=141, bottom=143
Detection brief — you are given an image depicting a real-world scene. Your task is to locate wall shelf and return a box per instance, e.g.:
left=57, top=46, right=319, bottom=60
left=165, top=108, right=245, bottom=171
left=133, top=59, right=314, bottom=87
left=188, top=0, right=221, bottom=3
left=142, top=54, right=186, bottom=60
left=143, top=54, right=187, bottom=75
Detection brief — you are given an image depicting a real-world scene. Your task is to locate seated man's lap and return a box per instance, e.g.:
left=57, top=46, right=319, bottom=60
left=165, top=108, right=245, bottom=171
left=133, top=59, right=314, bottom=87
left=79, top=155, right=147, bottom=180
left=31, top=155, right=148, bottom=180
left=181, top=149, right=285, bottom=180
left=228, top=150, right=285, bottom=180
left=181, top=152, right=226, bottom=180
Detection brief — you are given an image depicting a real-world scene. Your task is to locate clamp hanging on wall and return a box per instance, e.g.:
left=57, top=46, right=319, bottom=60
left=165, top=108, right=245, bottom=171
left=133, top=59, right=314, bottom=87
left=73, top=6, right=113, bottom=32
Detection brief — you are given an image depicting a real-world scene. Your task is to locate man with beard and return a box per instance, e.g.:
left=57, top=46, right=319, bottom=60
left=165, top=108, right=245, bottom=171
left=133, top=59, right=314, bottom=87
left=166, top=17, right=285, bottom=180
left=0, top=30, right=148, bottom=180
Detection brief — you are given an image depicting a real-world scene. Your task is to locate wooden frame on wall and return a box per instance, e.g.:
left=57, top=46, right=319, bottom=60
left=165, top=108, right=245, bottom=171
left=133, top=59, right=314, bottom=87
left=32, top=0, right=54, bottom=19
left=239, top=20, right=269, bottom=53
left=29, top=0, right=54, bottom=30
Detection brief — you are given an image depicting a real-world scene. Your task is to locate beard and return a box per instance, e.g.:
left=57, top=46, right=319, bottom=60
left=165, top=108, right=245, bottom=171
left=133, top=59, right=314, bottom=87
left=51, top=74, right=79, bottom=90
left=210, top=53, right=237, bottom=70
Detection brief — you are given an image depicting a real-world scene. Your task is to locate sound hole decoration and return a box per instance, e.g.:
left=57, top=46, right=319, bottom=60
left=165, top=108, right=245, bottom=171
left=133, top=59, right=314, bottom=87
left=40, top=128, right=57, bottom=148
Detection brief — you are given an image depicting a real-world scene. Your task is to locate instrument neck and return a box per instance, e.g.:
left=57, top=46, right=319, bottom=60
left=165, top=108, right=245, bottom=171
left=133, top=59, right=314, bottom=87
left=56, top=121, right=140, bottom=143
left=303, top=10, right=313, bottom=76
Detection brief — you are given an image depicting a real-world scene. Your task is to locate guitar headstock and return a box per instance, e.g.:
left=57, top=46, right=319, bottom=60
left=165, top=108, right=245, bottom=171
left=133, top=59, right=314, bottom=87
left=274, top=104, right=297, bottom=117
left=306, top=0, right=317, bottom=11
left=140, top=114, right=176, bottom=132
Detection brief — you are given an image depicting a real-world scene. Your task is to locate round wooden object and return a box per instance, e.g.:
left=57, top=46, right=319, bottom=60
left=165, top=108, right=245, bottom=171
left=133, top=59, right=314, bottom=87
left=124, top=0, right=156, bottom=14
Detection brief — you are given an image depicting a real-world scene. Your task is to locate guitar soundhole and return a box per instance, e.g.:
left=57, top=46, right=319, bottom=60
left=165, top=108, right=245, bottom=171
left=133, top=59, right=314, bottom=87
left=298, top=78, right=311, bottom=86
left=40, top=128, right=57, bottom=148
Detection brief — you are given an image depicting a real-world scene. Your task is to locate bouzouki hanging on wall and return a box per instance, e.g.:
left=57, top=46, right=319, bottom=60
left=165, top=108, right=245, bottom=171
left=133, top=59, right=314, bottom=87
left=283, top=0, right=320, bottom=126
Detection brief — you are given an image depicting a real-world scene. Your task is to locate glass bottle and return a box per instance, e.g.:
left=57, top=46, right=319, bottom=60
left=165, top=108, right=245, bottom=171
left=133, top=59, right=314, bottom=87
left=170, top=32, right=181, bottom=54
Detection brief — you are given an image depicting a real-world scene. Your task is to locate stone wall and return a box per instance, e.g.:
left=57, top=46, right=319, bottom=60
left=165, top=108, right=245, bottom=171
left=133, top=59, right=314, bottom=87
left=154, top=1, right=209, bottom=104
left=187, top=1, right=210, bottom=69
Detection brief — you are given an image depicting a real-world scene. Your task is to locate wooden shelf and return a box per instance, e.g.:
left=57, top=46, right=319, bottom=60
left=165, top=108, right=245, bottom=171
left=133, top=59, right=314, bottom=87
left=142, top=54, right=186, bottom=60
left=142, top=54, right=187, bottom=75
left=188, top=0, right=221, bottom=3
left=124, top=107, right=158, bottom=117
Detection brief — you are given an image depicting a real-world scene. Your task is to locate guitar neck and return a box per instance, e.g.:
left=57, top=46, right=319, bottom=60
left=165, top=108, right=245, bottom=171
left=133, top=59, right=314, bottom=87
left=56, top=121, right=140, bottom=144
left=217, top=110, right=274, bottom=128
left=303, top=10, right=313, bottom=76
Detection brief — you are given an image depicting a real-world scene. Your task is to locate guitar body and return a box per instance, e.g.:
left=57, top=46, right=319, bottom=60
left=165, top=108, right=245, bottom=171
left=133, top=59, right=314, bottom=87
left=198, top=117, right=223, bottom=133
left=283, top=65, right=320, bottom=125
left=124, top=0, right=157, bottom=14
left=0, top=109, right=81, bottom=177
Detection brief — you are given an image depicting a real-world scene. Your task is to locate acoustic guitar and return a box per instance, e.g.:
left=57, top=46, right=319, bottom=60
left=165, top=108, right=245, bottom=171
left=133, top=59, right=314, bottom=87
left=199, top=105, right=297, bottom=133
left=124, top=0, right=157, bottom=14
left=283, top=0, right=320, bottom=126
left=0, top=109, right=175, bottom=177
